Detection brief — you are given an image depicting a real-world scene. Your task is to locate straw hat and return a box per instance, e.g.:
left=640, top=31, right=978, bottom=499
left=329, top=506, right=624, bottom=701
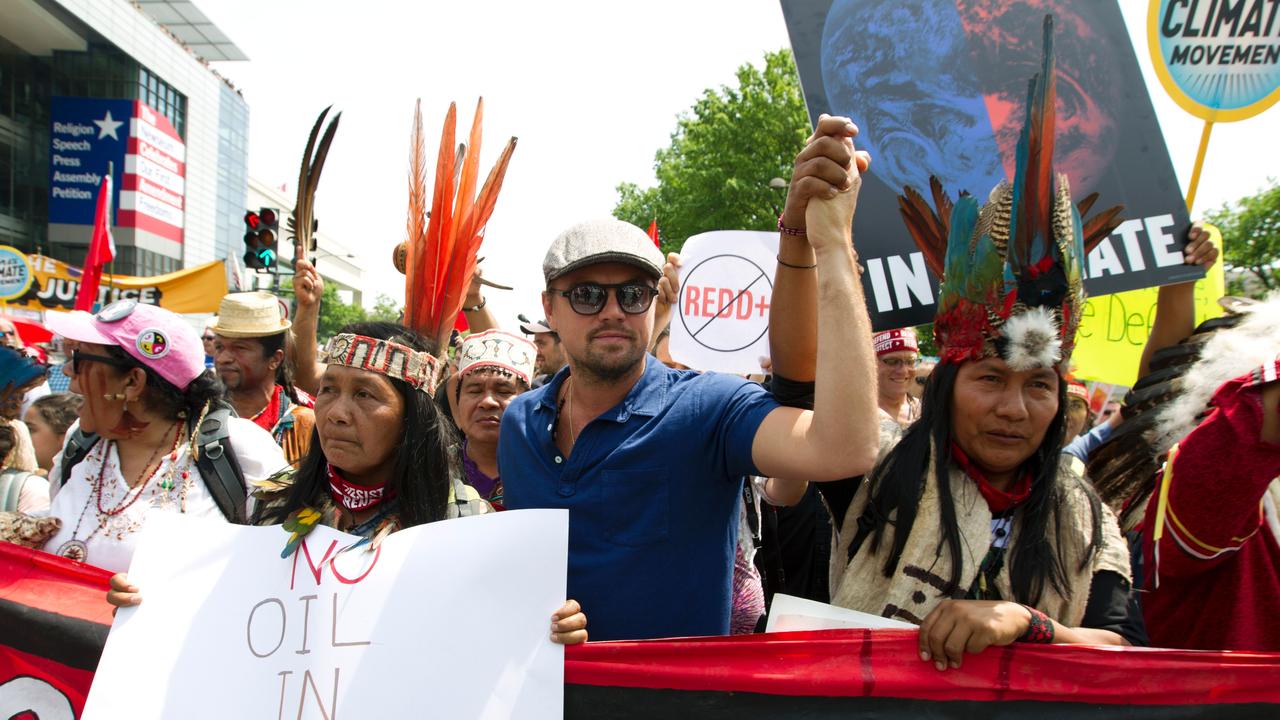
left=212, top=291, right=291, bottom=338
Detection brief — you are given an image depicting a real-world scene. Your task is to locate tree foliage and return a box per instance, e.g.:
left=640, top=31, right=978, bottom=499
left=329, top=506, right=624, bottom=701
left=315, top=283, right=366, bottom=341
left=1206, top=179, right=1280, bottom=296
left=613, top=50, right=810, bottom=253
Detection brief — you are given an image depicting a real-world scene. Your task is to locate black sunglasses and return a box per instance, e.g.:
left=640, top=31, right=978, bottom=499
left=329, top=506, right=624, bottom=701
left=71, top=350, right=134, bottom=374
left=552, top=282, right=659, bottom=315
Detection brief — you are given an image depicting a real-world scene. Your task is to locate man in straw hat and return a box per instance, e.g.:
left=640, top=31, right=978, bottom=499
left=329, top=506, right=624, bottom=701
left=211, top=291, right=315, bottom=466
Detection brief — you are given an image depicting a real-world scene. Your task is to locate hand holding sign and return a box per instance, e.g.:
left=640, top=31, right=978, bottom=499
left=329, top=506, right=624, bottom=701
left=1182, top=223, right=1218, bottom=270
left=652, top=252, right=682, bottom=348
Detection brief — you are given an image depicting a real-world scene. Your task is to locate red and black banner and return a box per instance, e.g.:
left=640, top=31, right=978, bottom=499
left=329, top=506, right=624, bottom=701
left=566, top=630, right=1280, bottom=718
left=0, top=543, right=112, bottom=718
left=3, top=543, right=1279, bottom=718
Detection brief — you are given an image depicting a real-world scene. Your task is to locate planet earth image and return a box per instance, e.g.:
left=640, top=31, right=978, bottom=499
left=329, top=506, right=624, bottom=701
left=820, top=0, right=1122, bottom=199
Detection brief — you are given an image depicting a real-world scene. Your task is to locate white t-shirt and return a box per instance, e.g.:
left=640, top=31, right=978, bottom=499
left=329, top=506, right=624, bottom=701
left=40, top=417, right=287, bottom=574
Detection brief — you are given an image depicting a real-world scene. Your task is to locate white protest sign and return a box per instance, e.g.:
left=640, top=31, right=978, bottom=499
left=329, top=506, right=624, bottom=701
left=765, top=593, right=915, bottom=633
left=84, top=510, right=567, bottom=720
left=670, top=230, right=779, bottom=374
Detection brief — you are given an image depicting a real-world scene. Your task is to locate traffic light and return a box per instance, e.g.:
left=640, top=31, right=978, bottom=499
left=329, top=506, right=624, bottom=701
left=243, top=209, right=263, bottom=269
left=257, top=207, right=279, bottom=272
left=242, top=207, right=281, bottom=272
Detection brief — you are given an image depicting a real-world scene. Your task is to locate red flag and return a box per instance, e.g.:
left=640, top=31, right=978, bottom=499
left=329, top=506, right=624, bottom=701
left=647, top=218, right=659, bottom=248
left=74, top=174, right=116, bottom=312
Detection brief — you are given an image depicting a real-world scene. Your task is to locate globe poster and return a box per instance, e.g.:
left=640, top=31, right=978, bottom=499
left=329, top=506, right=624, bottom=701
left=780, top=0, right=1200, bottom=331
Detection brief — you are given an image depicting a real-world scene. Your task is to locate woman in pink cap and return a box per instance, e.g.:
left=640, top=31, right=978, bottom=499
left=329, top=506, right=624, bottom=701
left=37, top=300, right=286, bottom=573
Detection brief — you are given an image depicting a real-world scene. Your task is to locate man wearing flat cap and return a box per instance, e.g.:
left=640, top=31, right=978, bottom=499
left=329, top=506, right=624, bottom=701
left=211, top=291, right=314, bottom=466
left=500, top=132, right=880, bottom=643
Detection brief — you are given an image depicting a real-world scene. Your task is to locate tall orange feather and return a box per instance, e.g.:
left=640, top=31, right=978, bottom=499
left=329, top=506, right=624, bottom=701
left=437, top=136, right=518, bottom=343
left=400, top=100, right=517, bottom=349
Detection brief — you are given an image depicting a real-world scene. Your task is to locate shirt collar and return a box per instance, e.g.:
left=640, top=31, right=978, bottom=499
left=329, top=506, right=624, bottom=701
left=534, top=355, right=669, bottom=420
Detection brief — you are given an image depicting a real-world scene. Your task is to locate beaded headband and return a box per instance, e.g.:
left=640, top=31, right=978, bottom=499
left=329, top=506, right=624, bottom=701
left=320, top=333, right=442, bottom=395
left=457, top=330, right=537, bottom=388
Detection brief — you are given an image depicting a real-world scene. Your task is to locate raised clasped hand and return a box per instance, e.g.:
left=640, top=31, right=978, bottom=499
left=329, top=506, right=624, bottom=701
left=783, top=114, right=870, bottom=252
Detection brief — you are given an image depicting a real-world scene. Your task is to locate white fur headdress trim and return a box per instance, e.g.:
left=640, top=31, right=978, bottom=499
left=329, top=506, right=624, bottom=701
left=1000, top=306, right=1062, bottom=371
left=1149, top=293, right=1280, bottom=454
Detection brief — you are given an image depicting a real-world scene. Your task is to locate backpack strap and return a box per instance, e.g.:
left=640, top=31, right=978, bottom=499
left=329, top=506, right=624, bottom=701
left=191, top=408, right=248, bottom=524
left=0, top=469, right=28, bottom=512
left=58, top=428, right=101, bottom=492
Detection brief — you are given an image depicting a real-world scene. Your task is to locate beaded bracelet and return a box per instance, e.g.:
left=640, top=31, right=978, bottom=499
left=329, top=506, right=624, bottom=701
left=777, top=214, right=807, bottom=237
left=1017, top=605, right=1055, bottom=643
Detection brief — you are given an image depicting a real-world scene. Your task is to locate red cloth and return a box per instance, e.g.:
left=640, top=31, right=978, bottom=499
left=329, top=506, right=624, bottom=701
left=74, top=174, right=116, bottom=312
left=950, top=442, right=1031, bottom=513
left=647, top=219, right=660, bottom=247
left=249, top=384, right=282, bottom=433
left=1143, top=361, right=1280, bottom=651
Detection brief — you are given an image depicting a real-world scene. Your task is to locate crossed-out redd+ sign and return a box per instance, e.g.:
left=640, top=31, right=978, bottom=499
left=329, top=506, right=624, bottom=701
left=671, top=231, right=779, bottom=374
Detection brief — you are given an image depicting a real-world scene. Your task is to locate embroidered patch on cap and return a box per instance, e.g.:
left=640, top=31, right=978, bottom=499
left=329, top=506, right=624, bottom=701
left=136, top=328, right=170, bottom=359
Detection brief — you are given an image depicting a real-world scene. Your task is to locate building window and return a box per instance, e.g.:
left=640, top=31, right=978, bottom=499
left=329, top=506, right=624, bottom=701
left=138, top=67, right=186, bottom=138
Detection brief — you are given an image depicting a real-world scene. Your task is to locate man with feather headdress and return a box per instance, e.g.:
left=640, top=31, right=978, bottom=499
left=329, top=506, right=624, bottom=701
left=769, top=17, right=1149, bottom=669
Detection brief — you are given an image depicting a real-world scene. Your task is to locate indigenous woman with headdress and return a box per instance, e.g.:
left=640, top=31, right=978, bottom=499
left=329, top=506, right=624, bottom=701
left=451, top=330, right=536, bottom=509
left=33, top=301, right=287, bottom=572
left=767, top=17, right=1137, bottom=669
left=107, top=321, right=588, bottom=643
left=252, top=322, right=484, bottom=535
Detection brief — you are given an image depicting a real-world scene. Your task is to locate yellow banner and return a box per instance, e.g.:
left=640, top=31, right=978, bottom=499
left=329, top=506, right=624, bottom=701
left=0, top=252, right=228, bottom=314
left=1072, top=224, right=1224, bottom=388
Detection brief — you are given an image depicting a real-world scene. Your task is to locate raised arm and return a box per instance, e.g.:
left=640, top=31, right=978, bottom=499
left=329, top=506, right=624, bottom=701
left=769, top=117, right=871, bottom=381
left=1136, top=223, right=1219, bottom=379
left=291, top=258, right=326, bottom=396
left=461, top=266, right=499, bottom=334
left=751, top=115, right=878, bottom=482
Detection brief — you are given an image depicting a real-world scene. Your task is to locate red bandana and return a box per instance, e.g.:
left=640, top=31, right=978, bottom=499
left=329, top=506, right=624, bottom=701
left=949, top=442, right=1032, bottom=513
left=250, top=385, right=283, bottom=433
left=327, top=463, right=394, bottom=512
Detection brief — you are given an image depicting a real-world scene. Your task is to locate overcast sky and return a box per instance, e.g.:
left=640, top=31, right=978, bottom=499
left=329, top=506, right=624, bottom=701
left=199, top=0, right=1279, bottom=325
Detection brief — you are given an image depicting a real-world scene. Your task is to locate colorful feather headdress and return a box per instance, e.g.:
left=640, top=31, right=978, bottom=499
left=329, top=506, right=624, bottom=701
left=395, top=99, right=517, bottom=350
left=896, top=16, right=1123, bottom=373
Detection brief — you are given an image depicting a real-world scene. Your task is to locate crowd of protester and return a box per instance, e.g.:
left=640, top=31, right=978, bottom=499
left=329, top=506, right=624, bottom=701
left=0, top=109, right=1275, bottom=670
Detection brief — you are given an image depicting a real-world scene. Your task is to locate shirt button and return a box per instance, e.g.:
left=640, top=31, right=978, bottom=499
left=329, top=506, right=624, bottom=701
left=547, top=423, right=552, bottom=431
left=554, top=456, right=563, bottom=464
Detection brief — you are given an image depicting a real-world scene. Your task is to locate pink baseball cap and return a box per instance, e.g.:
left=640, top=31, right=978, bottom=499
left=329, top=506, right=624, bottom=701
left=45, top=299, right=205, bottom=391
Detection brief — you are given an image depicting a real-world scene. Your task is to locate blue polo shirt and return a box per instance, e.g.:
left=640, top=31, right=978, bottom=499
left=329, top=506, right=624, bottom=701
left=500, top=355, right=779, bottom=641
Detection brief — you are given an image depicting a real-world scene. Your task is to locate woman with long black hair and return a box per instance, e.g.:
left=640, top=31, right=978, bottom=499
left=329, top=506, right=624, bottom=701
left=766, top=21, right=1139, bottom=671
left=109, top=321, right=587, bottom=643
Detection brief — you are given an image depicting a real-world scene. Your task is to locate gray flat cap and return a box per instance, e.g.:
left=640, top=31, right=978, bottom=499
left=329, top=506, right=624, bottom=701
left=543, top=219, right=665, bottom=283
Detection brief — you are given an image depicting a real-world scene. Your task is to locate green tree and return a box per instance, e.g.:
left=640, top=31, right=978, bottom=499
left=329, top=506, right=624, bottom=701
left=1206, top=180, right=1280, bottom=296
left=315, top=283, right=367, bottom=341
left=613, top=50, right=810, bottom=253
left=367, top=293, right=403, bottom=324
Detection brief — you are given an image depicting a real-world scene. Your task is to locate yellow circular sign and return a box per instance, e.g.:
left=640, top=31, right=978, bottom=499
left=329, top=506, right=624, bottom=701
left=1148, top=0, right=1280, bottom=122
left=0, top=246, right=33, bottom=301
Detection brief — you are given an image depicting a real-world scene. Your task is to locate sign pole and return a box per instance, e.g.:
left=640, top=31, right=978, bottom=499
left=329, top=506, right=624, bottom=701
left=1184, top=119, right=1213, bottom=215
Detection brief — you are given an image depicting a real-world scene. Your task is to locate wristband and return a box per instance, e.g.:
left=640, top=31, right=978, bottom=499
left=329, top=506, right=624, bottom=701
left=776, top=255, right=817, bottom=270
left=777, top=214, right=807, bottom=237
left=1017, top=605, right=1055, bottom=643
left=462, top=297, right=487, bottom=312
